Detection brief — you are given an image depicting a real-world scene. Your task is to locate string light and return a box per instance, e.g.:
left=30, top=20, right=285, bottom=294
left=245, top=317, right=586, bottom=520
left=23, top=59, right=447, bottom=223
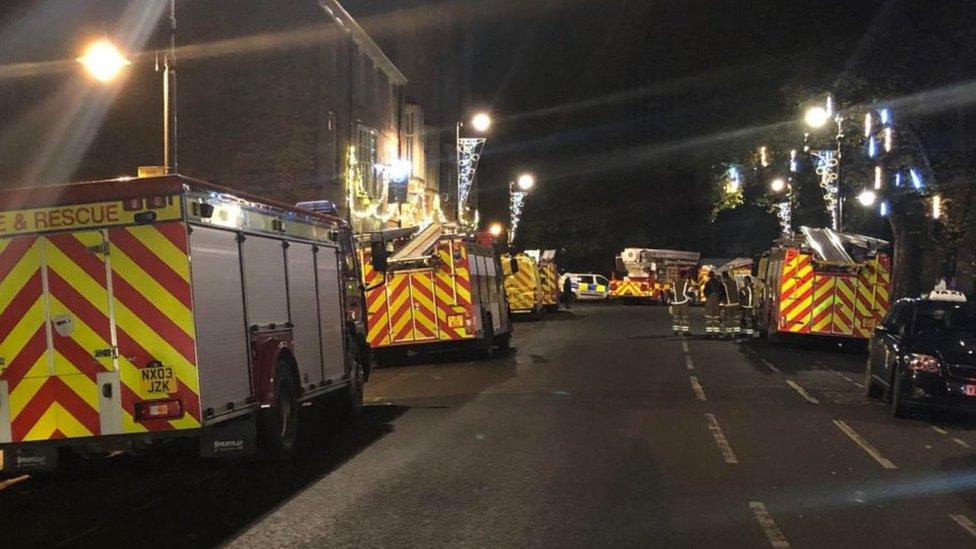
left=789, top=149, right=798, bottom=173
left=879, top=108, right=890, bottom=125
left=884, top=127, right=893, bottom=152
left=880, top=200, right=889, bottom=217
left=910, top=168, right=924, bottom=189
left=760, top=146, right=769, bottom=167
left=874, top=166, right=883, bottom=190
left=895, top=172, right=903, bottom=187
left=864, top=113, right=873, bottom=138
left=932, top=194, right=942, bottom=219
left=867, top=136, right=877, bottom=158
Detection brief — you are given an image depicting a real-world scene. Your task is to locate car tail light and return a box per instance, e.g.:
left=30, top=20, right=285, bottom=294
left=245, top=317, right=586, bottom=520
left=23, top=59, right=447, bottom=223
left=906, top=353, right=940, bottom=373
left=135, top=399, right=183, bottom=420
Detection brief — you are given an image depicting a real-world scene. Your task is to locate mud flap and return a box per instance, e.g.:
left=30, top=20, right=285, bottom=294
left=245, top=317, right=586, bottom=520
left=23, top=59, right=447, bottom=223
left=199, top=415, right=258, bottom=459
left=0, top=444, right=59, bottom=473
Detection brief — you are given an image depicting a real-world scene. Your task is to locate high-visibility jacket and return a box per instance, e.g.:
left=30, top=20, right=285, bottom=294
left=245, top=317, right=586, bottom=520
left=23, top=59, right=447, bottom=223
left=669, top=279, right=696, bottom=305
left=721, top=278, right=740, bottom=306
left=739, top=283, right=756, bottom=308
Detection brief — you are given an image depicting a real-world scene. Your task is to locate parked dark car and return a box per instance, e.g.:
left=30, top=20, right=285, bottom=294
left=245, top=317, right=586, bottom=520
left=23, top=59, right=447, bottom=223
left=865, top=293, right=976, bottom=417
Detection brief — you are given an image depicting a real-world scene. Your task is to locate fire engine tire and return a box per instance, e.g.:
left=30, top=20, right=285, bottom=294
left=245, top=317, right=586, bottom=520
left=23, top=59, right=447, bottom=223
left=494, top=332, right=512, bottom=351
left=258, top=362, right=300, bottom=461
left=476, top=314, right=495, bottom=360
left=338, top=336, right=366, bottom=420
left=374, top=348, right=407, bottom=368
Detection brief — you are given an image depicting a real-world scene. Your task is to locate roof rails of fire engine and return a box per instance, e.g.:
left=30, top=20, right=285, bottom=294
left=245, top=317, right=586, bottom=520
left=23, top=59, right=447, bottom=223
left=388, top=222, right=445, bottom=267
left=358, top=225, right=419, bottom=245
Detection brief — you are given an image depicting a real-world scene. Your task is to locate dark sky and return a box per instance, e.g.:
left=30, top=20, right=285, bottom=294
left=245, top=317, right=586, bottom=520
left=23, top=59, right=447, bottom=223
left=3, top=0, right=970, bottom=270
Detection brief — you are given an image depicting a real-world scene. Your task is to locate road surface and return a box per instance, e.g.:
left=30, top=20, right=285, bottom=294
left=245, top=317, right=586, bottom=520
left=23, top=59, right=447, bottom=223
left=4, top=304, right=976, bottom=547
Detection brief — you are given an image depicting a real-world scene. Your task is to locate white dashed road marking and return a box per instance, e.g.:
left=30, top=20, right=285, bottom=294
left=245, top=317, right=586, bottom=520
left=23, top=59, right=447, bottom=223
left=785, top=380, right=820, bottom=404
left=685, top=355, right=695, bottom=371
left=761, top=358, right=781, bottom=373
left=705, top=413, right=738, bottom=464
left=950, top=514, right=976, bottom=539
left=929, top=425, right=971, bottom=448
left=833, top=419, right=897, bottom=469
left=690, top=376, right=707, bottom=401
left=0, top=474, right=29, bottom=491
left=750, top=501, right=790, bottom=548
left=682, top=341, right=690, bottom=353
left=931, top=425, right=949, bottom=435
left=953, top=438, right=971, bottom=449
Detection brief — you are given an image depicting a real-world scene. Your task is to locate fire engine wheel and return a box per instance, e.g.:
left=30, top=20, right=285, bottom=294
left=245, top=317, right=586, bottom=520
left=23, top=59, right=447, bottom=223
left=258, top=362, right=300, bottom=461
left=338, top=336, right=366, bottom=420
left=476, top=314, right=495, bottom=360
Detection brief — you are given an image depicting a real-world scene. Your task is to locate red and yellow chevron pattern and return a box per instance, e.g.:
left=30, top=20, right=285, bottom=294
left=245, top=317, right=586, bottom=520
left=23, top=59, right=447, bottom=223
left=610, top=280, right=648, bottom=299
left=0, top=221, right=200, bottom=443
left=810, top=275, right=856, bottom=336
left=360, top=238, right=475, bottom=348
left=503, top=255, right=541, bottom=313
left=778, top=251, right=813, bottom=333
left=539, top=263, right=559, bottom=306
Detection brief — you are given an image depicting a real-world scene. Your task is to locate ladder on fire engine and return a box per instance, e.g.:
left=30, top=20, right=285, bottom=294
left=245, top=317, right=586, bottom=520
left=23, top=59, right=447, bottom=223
left=389, top=222, right=445, bottom=269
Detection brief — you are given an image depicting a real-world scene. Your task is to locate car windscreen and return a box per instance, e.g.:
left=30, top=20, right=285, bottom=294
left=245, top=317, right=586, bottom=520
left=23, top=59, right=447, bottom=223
left=912, top=302, right=976, bottom=338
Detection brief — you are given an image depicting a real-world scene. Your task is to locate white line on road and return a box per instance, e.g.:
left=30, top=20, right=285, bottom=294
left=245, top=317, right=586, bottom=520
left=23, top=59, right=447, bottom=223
left=760, top=358, right=782, bottom=373
left=749, top=501, right=790, bottom=548
left=690, top=376, right=707, bottom=401
left=705, top=413, right=738, bottom=464
left=950, top=514, right=976, bottom=539
left=929, top=425, right=970, bottom=448
left=682, top=341, right=690, bottom=353
left=0, top=474, right=29, bottom=491
left=931, top=425, right=949, bottom=435
left=785, top=380, right=820, bottom=404
left=819, top=363, right=864, bottom=389
left=953, top=438, right=971, bottom=449
left=833, top=419, right=897, bottom=469
left=685, top=355, right=695, bottom=371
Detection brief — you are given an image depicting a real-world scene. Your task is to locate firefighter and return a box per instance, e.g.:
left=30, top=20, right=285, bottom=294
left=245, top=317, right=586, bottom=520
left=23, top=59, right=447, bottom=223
left=668, top=270, right=696, bottom=336
left=703, top=270, right=722, bottom=337
left=738, top=275, right=757, bottom=338
left=720, top=271, right=740, bottom=340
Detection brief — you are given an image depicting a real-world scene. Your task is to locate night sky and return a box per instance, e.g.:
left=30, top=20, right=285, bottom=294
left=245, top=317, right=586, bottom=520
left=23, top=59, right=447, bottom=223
left=3, top=0, right=973, bottom=272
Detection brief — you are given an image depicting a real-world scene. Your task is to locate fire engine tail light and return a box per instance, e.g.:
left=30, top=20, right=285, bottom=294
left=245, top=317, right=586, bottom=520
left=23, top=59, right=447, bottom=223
left=123, top=197, right=144, bottom=211
left=135, top=399, right=184, bottom=421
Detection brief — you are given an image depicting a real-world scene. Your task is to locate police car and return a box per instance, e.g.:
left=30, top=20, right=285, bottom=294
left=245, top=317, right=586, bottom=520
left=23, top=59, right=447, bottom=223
left=559, top=273, right=610, bottom=301
left=865, top=290, right=976, bottom=417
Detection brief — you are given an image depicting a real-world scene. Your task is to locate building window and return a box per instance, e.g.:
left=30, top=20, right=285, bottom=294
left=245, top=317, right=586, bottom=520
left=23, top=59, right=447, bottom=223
left=356, top=123, right=378, bottom=195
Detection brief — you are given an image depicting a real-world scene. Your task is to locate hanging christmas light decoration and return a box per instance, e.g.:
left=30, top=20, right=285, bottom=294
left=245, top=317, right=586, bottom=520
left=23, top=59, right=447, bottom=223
left=874, top=165, right=883, bottom=190
left=864, top=113, right=873, bottom=138
left=932, top=194, right=942, bottom=219
left=789, top=149, right=798, bottom=173
left=867, top=136, right=878, bottom=158
left=509, top=189, right=528, bottom=244
left=879, top=108, right=890, bottom=125
left=457, top=136, right=487, bottom=224
left=725, top=166, right=742, bottom=194
left=759, top=146, right=769, bottom=167
left=884, top=127, right=893, bottom=152
left=811, top=149, right=840, bottom=230
left=879, top=200, right=889, bottom=217
left=895, top=172, right=903, bottom=187
left=910, top=168, right=924, bottom=189
left=775, top=201, right=792, bottom=236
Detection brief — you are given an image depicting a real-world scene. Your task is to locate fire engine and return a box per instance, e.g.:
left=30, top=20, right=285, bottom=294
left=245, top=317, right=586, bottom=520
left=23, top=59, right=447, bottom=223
left=610, top=248, right=701, bottom=304
left=359, top=222, right=512, bottom=366
left=757, top=226, right=891, bottom=340
left=502, top=253, right=544, bottom=315
left=0, top=175, right=369, bottom=472
left=525, top=249, right=560, bottom=311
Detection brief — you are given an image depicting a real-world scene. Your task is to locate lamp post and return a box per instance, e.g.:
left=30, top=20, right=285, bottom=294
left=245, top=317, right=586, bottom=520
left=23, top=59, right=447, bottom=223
left=77, top=0, right=178, bottom=174
left=456, top=111, right=492, bottom=225
left=509, top=172, right=535, bottom=246
left=803, top=96, right=844, bottom=231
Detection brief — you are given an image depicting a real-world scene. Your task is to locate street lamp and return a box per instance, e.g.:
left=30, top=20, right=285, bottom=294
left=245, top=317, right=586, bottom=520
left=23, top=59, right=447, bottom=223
left=456, top=111, right=493, bottom=225
left=770, top=177, right=787, bottom=193
left=77, top=39, right=130, bottom=83
left=488, top=223, right=503, bottom=238
left=857, top=189, right=877, bottom=207
left=804, top=106, right=830, bottom=129
left=76, top=0, right=178, bottom=174
left=516, top=173, right=536, bottom=192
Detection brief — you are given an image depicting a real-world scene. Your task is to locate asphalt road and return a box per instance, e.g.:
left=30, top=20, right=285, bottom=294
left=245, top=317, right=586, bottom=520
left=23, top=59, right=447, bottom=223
left=5, top=304, right=976, bottom=547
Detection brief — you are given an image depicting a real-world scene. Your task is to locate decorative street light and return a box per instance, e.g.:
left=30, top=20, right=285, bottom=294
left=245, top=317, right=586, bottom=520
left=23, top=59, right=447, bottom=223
left=770, top=177, right=787, bottom=193
left=857, top=189, right=877, bottom=207
left=456, top=111, right=492, bottom=225
left=804, top=106, right=830, bottom=130
left=77, top=0, right=178, bottom=174
left=488, top=222, right=503, bottom=238
left=803, top=94, right=844, bottom=231
left=509, top=172, right=536, bottom=246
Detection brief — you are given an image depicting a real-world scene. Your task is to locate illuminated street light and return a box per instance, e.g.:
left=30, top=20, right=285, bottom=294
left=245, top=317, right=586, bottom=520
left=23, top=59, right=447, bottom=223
left=470, top=112, right=492, bottom=133
left=770, top=177, right=787, bottom=193
left=516, top=173, right=536, bottom=191
left=488, top=223, right=503, bottom=237
left=77, top=39, right=130, bottom=83
left=804, top=106, right=830, bottom=129
left=857, top=189, right=877, bottom=207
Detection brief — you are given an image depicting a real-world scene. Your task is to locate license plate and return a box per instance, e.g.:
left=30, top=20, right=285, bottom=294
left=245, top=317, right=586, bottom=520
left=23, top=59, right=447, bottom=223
left=964, top=385, right=976, bottom=397
left=140, top=365, right=178, bottom=396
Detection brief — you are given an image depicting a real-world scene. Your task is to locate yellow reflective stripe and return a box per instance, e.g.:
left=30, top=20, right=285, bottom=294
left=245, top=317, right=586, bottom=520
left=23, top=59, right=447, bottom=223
left=109, top=244, right=195, bottom=338
left=113, top=300, right=199, bottom=394
left=125, top=225, right=190, bottom=281
left=0, top=299, right=45, bottom=371
left=44, top=238, right=108, bottom=316
left=56, top=368, right=99, bottom=413
left=7, top=360, right=47, bottom=418
left=23, top=403, right=59, bottom=441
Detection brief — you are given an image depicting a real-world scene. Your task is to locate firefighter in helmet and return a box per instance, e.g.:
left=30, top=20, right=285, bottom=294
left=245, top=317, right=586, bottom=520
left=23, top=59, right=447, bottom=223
left=719, top=271, right=740, bottom=340
left=668, top=269, right=697, bottom=336
left=738, top=275, right=757, bottom=338
left=703, top=270, right=722, bottom=337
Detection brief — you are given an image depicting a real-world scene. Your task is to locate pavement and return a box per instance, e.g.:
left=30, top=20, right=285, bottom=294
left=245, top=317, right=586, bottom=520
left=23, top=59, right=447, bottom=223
left=5, top=304, right=976, bottom=547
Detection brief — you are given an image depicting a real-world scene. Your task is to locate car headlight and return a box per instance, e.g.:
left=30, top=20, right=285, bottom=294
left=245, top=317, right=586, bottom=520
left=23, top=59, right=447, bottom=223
left=906, top=353, right=940, bottom=373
